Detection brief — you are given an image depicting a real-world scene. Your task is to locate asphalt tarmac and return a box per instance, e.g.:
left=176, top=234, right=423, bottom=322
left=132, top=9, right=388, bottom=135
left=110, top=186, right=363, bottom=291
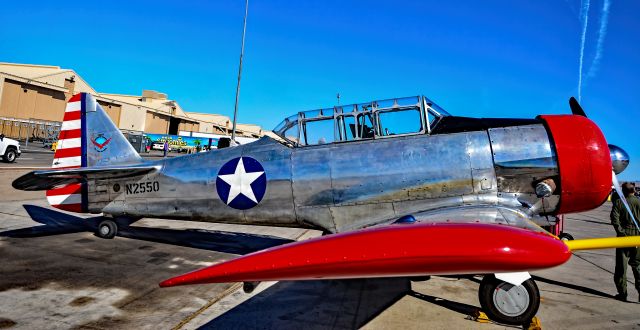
left=0, top=151, right=639, bottom=329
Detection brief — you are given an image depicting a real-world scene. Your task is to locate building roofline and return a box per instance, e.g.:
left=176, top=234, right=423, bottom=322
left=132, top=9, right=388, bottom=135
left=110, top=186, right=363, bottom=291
left=95, top=95, right=200, bottom=123
left=0, top=62, right=61, bottom=69
left=0, top=72, right=69, bottom=92
left=30, top=69, right=74, bottom=80
left=99, top=93, right=142, bottom=98
left=0, top=63, right=98, bottom=94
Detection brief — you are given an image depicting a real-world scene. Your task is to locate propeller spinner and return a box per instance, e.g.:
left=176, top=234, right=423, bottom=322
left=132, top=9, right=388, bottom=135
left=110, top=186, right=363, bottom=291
left=609, top=144, right=630, bottom=175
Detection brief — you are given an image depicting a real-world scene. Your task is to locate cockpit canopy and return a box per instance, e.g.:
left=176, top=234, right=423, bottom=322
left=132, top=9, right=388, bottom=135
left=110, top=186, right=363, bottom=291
left=273, top=95, right=450, bottom=146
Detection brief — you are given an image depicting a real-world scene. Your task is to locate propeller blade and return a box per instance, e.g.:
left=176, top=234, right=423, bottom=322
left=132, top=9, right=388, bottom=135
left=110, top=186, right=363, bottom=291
left=611, top=170, right=640, bottom=231
left=569, top=97, right=587, bottom=117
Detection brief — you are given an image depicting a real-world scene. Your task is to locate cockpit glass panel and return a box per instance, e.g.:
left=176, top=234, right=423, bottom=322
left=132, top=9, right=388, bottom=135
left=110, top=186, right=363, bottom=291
left=283, top=123, right=299, bottom=144
left=337, top=115, right=357, bottom=141
left=424, top=97, right=450, bottom=117
left=427, top=109, right=437, bottom=128
left=357, top=113, right=375, bottom=139
left=273, top=114, right=299, bottom=144
left=302, top=109, right=321, bottom=119
left=273, top=114, right=297, bottom=133
left=377, top=109, right=423, bottom=136
left=303, top=118, right=335, bottom=145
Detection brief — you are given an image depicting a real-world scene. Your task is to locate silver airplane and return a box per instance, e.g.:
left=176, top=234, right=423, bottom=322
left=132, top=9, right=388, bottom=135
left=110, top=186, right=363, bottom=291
left=13, top=93, right=637, bottom=325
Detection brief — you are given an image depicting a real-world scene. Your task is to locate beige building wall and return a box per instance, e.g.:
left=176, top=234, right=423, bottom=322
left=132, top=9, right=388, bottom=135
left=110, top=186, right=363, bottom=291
left=178, top=120, right=199, bottom=133
left=185, top=112, right=232, bottom=134
left=96, top=100, right=122, bottom=127
left=236, top=123, right=262, bottom=136
left=145, top=111, right=170, bottom=134
left=116, top=103, right=147, bottom=132
left=186, top=112, right=231, bottom=127
left=197, top=121, right=221, bottom=134
left=0, top=79, right=67, bottom=122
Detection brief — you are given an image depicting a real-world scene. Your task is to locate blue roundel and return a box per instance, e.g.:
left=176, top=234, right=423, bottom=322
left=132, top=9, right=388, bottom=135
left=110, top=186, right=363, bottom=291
left=216, top=157, right=267, bottom=210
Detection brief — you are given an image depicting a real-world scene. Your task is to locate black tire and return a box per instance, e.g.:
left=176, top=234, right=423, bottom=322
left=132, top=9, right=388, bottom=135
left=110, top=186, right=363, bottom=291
left=478, top=275, right=540, bottom=325
left=4, top=148, right=17, bottom=163
left=243, top=281, right=260, bottom=294
left=96, top=219, right=118, bottom=239
left=409, top=275, right=431, bottom=282
left=559, top=233, right=574, bottom=241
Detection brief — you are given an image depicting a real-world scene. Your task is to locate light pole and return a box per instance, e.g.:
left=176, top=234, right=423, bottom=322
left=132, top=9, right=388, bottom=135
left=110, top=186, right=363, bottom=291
left=231, top=0, right=249, bottom=143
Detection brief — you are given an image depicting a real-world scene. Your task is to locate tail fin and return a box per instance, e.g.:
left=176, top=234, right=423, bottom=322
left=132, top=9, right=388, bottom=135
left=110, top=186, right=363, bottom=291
left=52, top=93, right=141, bottom=169
left=47, top=93, right=142, bottom=212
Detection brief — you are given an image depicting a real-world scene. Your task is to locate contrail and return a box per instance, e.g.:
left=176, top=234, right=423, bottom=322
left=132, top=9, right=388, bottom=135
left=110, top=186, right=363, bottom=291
left=578, top=0, right=590, bottom=102
left=587, top=0, right=611, bottom=78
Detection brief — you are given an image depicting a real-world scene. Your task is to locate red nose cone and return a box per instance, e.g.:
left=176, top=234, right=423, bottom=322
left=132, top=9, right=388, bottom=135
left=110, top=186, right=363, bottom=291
left=539, top=115, right=611, bottom=214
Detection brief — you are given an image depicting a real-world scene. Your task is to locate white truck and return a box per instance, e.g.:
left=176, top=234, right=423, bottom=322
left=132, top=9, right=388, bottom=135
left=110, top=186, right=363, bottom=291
left=0, top=134, right=21, bottom=163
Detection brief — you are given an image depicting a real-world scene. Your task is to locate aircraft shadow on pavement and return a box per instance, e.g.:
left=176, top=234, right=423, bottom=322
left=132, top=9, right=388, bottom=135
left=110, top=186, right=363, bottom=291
left=200, top=278, right=411, bottom=330
left=0, top=205, right=293, bottom=255
left=407, top=290, right=479, bottom=316
left=531, top=275, right=614, bottom=299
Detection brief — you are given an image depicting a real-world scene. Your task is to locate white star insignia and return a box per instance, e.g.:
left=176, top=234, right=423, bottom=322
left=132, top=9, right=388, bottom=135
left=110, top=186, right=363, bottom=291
left=218, top=157, right=264, bottom=205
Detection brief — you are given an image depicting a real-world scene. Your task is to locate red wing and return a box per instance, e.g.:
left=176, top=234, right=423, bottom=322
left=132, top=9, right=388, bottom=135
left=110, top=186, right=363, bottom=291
left=160, top=223, right=570, bottom=287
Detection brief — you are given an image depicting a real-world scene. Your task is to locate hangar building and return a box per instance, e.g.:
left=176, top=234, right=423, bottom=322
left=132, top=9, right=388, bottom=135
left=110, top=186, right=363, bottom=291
left=0, top=62, right=263, bottom=142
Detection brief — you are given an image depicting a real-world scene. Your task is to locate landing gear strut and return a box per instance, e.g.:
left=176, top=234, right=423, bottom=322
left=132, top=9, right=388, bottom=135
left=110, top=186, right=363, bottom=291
left=96, top=219, right=118, bottom=239
left=478, top=275, right=540, bottom=325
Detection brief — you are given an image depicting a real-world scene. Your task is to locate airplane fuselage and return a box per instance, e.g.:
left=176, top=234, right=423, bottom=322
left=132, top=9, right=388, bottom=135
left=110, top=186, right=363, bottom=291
left=92, top=122, right=558, bottom=233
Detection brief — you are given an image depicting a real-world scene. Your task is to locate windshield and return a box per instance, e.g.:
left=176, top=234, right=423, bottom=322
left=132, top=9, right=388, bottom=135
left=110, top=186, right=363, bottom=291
left=273, top=114, right=299, bottom=144
left=424, top=96, right=450, bottom=117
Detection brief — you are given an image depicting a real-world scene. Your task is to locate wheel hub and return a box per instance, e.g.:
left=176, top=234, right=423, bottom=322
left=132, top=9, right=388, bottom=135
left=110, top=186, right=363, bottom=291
left=99, top=225, right=110, bottom=236
left=492, top=282, right=530, bottom=317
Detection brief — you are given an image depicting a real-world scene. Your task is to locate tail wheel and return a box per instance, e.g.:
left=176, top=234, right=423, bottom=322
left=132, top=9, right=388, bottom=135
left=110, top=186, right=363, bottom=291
left=478, top=275, right=540, bottom=325
left=96, top=219, right=118, bottom=239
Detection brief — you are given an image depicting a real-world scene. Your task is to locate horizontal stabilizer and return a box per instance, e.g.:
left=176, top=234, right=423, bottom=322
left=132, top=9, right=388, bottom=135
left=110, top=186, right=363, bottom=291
left=159, top=223, right=571, bottom=287
left=12, top=165, right=159, bottom=191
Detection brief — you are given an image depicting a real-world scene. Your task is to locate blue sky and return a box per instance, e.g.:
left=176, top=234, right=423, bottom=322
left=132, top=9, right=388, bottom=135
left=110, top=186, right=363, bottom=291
left=1, top=0, right=639, bottom=180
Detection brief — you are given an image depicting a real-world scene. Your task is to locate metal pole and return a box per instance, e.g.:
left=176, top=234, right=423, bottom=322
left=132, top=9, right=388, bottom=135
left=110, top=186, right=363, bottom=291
left=231, top=0, right=249, bottom=143
left=25, top=119, right=30, bottom=147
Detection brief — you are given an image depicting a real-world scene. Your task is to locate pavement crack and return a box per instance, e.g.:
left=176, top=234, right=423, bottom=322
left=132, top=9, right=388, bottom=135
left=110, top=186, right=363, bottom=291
left=172, top=283, right=243, bottom=330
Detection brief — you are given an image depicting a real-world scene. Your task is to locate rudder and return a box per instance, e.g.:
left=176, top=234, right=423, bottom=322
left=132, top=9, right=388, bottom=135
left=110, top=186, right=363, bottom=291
left=46, top=93, right=142, bottom=212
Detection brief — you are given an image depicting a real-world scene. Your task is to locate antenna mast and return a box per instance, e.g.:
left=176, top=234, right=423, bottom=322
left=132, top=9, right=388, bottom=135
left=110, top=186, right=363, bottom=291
left=231, top=0, right=249, bottom=143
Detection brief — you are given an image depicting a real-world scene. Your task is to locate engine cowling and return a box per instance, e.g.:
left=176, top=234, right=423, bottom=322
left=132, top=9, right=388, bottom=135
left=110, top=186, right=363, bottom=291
left=538, top=115, right=611, bottom=214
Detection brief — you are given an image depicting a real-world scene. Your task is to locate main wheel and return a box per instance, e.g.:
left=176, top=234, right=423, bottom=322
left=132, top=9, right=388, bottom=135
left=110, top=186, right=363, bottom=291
left=96, top=219, right=118, bottom=239
left=478, top=275, right=540, bottom=325
left=4, top=149, right=16, bottom=163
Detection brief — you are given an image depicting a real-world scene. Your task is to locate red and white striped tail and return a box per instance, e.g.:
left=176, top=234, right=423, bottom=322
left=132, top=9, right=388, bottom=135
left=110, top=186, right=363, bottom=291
left=47, top=94, right=87, bottom=212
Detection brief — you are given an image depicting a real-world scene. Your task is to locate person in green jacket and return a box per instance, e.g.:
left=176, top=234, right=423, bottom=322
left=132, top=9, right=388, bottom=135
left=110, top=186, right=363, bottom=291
left=610, top=182, right=640, bottom=302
